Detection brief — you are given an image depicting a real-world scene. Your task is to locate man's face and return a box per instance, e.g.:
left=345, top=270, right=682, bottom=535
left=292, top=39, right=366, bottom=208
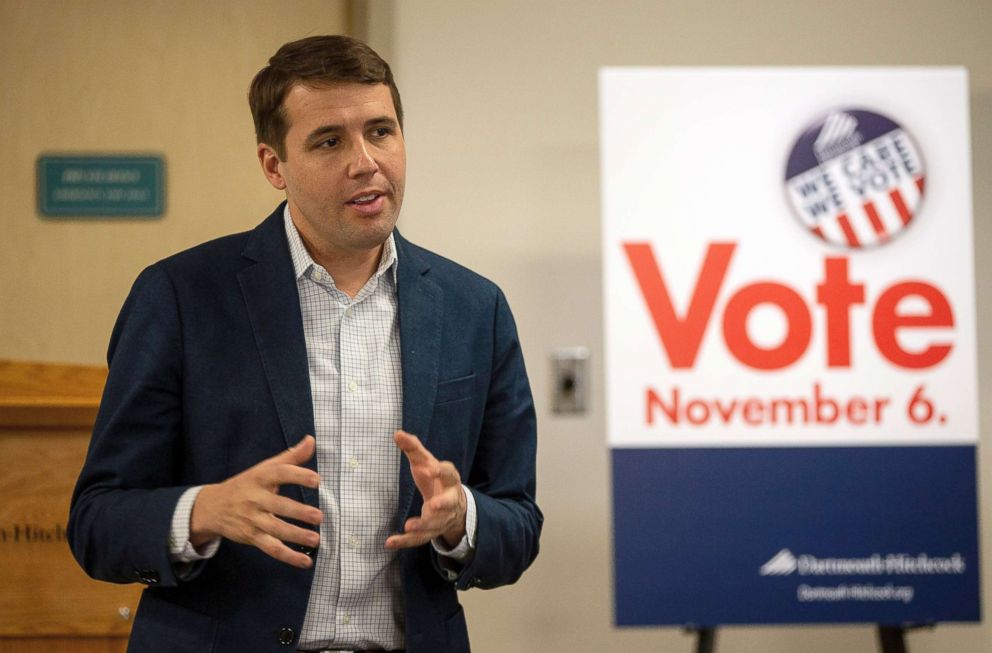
left=258, top=82, right=406, bottom=257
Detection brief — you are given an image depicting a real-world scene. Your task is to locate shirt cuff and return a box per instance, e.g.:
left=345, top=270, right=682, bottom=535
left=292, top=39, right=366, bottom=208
left=168, top=485, right=221, bottom=563
left=431, top=484, right=477, bottom=562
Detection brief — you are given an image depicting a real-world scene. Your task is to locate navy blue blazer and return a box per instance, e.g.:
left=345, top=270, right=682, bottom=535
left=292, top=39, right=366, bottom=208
left=68, top=205, right=541, bottom=653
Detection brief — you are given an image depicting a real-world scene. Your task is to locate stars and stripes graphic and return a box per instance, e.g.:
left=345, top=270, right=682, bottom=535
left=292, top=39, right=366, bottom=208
left=785, top=109, right=926, bottom=249
left=806, top=169, right=925, bottom=248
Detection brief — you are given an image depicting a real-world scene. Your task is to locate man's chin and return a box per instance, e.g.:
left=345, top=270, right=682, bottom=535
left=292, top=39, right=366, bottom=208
left=345, top=219, right=397, bottom=251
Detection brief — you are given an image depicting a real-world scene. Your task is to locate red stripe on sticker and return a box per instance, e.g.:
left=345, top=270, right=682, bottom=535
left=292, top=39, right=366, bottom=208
left=889, top=189, right=912, bottom=225
left=837, top=214, right=861, bottom=248
left=916, top=175, right=926, bottom=194
left=812, top=226, right=825, bottom=241
left=863, top=202, right=887, bottom=238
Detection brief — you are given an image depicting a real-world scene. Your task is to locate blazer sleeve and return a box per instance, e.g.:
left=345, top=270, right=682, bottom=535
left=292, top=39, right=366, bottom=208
left=68, top=264, right=194, bottom=588
left=446, top=288, right=542, bottom=591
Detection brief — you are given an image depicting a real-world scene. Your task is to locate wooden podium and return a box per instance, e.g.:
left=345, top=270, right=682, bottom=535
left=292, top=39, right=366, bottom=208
left=0, top=361, right=139, bottom=653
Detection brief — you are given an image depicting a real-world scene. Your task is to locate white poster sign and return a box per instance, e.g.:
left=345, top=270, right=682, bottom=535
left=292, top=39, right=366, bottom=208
left=602, top=68, right=977, bottom=448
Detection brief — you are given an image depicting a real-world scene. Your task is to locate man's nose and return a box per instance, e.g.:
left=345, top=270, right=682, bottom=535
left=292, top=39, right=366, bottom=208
left=348, top=140, right=379, bottom=177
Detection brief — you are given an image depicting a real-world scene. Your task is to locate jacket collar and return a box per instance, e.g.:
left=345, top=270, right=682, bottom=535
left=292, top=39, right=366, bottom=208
left=393, top=232, right=444, bottom=526
left=238, top=205, right=318, bottom=505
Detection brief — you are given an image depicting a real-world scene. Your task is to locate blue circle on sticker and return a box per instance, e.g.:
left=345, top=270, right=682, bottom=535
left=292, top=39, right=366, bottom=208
left=784, top=108, right=926, bottom=249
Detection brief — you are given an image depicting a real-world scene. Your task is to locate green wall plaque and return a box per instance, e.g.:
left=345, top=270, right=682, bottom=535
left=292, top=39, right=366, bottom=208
left=37, top=154, right=165, bottom=218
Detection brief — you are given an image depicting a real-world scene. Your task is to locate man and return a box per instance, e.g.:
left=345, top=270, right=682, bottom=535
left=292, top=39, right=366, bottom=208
left=68, top=35, right=541, bottom=653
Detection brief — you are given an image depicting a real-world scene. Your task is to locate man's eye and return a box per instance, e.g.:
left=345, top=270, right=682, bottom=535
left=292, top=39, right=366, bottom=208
left=372, top=127, right=391, bottom=138
left=320, top=138, right=339, bottom=148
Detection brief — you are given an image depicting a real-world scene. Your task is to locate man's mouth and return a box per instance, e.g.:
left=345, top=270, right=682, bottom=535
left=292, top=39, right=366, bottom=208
left=347, top=191, right=387, bottom=215
left=349, top=193, right=381, bottom=205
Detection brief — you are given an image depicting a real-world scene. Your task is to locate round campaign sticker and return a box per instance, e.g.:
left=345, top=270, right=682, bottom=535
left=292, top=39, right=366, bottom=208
left=784, top=108, right=926, bottom=249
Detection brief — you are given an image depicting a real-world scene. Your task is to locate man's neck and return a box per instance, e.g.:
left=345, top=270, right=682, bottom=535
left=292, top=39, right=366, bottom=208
left=304, top=238, right=383, bottom=299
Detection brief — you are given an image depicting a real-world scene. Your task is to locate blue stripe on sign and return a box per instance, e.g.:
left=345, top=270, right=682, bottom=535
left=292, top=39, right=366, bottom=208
left=612, top=446, right=980, bottom=626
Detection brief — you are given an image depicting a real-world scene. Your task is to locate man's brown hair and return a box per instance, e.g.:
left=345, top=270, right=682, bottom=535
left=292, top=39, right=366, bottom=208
left=249, top=35, right=403, bottom=160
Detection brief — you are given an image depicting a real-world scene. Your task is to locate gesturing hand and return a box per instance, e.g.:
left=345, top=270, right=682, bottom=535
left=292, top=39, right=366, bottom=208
left=386, top=430, right=467, bottom=550
left=190, top=435, right=323, bottom=568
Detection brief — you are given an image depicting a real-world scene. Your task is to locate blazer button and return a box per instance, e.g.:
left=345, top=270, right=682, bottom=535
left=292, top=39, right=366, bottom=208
left=134, top=569, right=160, bottom=585
left=278, top=627, right=295, bottom=645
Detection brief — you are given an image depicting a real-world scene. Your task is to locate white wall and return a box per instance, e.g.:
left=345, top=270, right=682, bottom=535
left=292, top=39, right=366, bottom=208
left=0, top=0, right=347, bottom=364
left=379, top=1, right=992, bottom=651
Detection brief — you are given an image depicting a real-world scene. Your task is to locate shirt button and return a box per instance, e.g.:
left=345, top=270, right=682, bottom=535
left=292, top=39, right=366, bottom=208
left=348, top=534, right=359, bottom=549
left=344, top=307, right=353, bottom=317
left=278, top=627, right=295, bottom=645
left=347, top=380, right=357, bottom=392
left=348, top=457, right=360, bottom=469
left=341, top=613, right=351, bottom=625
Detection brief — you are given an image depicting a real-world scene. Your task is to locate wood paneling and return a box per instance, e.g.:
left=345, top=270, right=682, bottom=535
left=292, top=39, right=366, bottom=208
left=0, top=361, right=104, bottom=429
left=0, top=361, right=139, bottom=644
left=0, top=638, right=127, bottom=653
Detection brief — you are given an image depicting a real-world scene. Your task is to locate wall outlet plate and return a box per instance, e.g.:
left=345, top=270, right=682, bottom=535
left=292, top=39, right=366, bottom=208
left=552, top=346, right=590, bottom=415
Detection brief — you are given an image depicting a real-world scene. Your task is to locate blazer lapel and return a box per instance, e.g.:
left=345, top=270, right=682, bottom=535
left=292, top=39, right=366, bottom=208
left=237, top=205, right=318, bottom=505
left=394, top=232, right=443, bottom=527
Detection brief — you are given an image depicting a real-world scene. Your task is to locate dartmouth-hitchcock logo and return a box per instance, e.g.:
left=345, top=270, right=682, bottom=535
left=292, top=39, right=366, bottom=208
left=759, top=549, right=966, bottom=577
left=760, top=549, right=799, bottom=576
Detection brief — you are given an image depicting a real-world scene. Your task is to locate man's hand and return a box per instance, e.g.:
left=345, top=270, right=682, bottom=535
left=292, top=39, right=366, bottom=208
left=386, top=430, right=467, bottom=550
left=190, top=435, right=322, bottom=568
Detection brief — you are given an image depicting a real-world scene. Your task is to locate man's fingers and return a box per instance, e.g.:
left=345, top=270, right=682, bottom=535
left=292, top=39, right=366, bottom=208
left=270, top=434, right=317, bottom=466
left=402, top=516, right=424, bottom=533
left=262, top=493, right=323, bottom=526
left=260, top=463, right=320, bottom=490
left=192, top=437, right=324, bottom=568
left=260, top=514, right=321, bottom=549
left=403, top=513, right=448, bottom=536
left=255, top=532, right=313, bottom=568
left=426, top=493, right=458, bottom=515
left=384, top=499, right=458, bottom=547
left=437, top=461, right=461, bottom=488
left=385, top=532, right=433, bottom=550
left=393, top=430, right=434, bottom=465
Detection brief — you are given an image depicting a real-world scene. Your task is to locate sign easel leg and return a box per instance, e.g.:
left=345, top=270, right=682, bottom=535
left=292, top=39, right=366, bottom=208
left=684, top=626, right=717, bottom=653
left=877, top=625, right=907, bottom=653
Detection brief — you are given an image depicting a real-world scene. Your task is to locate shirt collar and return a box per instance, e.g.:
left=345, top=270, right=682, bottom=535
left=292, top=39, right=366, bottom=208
left=282, top=204, right=398, bottom=287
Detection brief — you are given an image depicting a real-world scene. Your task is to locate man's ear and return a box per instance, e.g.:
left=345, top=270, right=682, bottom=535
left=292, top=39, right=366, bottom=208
left=257, top=143, right=287, bottom=190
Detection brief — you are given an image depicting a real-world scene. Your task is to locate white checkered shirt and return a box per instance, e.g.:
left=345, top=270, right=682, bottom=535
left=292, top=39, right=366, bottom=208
left=284, top=209, right=406, bottom=651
